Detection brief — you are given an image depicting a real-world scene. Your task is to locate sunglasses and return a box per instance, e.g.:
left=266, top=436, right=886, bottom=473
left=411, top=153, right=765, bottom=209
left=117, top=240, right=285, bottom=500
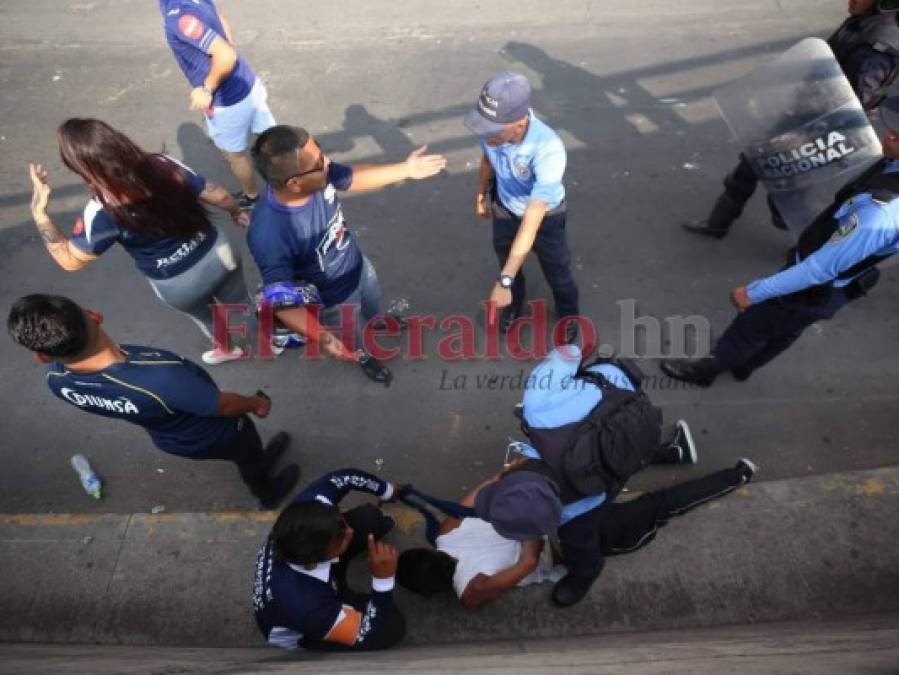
left=287, top=140, right=326, bottom=182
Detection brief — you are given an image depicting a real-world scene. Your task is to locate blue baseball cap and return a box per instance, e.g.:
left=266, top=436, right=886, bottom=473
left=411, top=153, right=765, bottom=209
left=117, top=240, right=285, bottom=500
left=464, top=71, right=531, bottom=138
left=474, top=471, right=562, bottom=540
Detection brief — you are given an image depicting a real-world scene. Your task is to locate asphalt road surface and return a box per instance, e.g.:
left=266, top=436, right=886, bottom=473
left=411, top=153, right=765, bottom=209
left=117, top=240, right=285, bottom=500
left=1, top=0, right=895, bottom=514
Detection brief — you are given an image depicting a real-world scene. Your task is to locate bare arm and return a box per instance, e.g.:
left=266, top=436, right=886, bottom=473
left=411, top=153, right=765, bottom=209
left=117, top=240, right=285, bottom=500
left=28, top=163, right=97, bottom=272
left=214, top=391, right=270, bottom=417
left=189, top=36, right=237, bottom=110
left=348, top=145, right=446, bottom=192
left=199, top=180, right=248, bottom=226
left=500, top=199, right=548, bottom=278
left=475, top=153, right=495, bottom=219
left=275, top=306, right=360, bottom=362
left=460, top=539, right=543, bottom=611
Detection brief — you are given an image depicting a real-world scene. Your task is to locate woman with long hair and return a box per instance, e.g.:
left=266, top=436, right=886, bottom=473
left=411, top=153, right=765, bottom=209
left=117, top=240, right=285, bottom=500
left=28, top=118, right=256, bottom=364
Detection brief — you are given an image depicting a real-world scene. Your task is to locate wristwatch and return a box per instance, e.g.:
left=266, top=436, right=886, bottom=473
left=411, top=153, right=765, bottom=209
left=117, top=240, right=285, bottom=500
left=498, top=274, right=514, bottom=289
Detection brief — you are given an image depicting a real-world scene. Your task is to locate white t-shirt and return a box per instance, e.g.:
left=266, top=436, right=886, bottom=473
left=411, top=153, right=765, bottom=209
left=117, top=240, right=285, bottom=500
left=434, top=517, right=567, bottom=597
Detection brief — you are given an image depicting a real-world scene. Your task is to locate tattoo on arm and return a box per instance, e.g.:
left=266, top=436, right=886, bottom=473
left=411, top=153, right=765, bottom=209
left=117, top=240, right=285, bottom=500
left=37, top=222, right=64, bottom=245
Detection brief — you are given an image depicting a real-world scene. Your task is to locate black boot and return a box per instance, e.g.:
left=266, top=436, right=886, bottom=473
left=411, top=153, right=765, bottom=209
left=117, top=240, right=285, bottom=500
left=263, top=431, right=291, bottom=470
left=258, top=464, right=301, bottom=510
left=552, top=573, right=597, bottom=607
left=681, top=193, right=743, bottom=239
left=660, top=359, right=717, bottom=387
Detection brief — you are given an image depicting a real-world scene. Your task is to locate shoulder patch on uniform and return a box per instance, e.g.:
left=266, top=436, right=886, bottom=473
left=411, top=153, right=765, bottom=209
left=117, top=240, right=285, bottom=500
left=178, top=14, right=205, bottom=40
left=830, top=213, right=859, bottom=243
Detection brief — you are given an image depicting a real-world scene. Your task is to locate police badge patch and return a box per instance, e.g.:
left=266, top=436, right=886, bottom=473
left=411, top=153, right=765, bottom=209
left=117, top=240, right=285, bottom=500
left=513, top=160, right=531, bottom=180
left=829, top=213, right=859, bottom=243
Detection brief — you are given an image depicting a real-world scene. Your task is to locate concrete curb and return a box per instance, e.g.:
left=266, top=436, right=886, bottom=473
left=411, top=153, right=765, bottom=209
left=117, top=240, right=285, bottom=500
left=2, top=466, right=898, bottom=648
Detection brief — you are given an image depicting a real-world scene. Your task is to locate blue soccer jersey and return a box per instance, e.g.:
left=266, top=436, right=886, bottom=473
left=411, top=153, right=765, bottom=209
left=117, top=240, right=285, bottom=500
left=160, top=0, right=255, bottom=107
left=45, top=345, right=237, bottom=456
left=247, top=162, right=364, bottom=307
left=69, top=155, right=215, bottom=280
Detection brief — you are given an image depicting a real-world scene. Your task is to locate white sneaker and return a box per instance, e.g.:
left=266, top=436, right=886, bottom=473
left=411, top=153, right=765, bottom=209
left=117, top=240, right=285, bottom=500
left=201, top=346, right=245, bottom=365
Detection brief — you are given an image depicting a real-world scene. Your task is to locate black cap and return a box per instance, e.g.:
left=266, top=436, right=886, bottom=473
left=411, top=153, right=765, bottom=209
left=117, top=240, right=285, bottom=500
left=474, top=471, right=561, bottom=540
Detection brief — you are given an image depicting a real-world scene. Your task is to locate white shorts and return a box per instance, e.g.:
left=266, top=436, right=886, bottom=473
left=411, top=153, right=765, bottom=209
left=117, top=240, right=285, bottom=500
left=205, top=78, right=276, bottom=153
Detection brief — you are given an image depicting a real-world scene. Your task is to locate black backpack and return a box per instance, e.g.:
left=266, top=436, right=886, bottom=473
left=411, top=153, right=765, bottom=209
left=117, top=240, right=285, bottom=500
left=520, top=355, right=663, bottom=502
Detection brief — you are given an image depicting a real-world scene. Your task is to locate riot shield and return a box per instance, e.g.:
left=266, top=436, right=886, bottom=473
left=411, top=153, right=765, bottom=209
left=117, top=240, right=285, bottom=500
left=714, top=38, right=882, bottom=236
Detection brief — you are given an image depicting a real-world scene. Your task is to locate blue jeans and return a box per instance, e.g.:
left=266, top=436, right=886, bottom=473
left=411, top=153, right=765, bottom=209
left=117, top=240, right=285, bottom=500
left=492, top=200, right=580, bottom=318
left=319, top=256, right=382, bottom=351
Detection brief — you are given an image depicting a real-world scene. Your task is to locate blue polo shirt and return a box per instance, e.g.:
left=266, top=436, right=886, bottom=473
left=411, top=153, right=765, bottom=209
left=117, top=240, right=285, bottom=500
left=747, top=159, right=899, bottom=304
left=482, top=110, right=566, bottom=216
left=247, top=163, right=364, bottom=307
left=159, top=0, right=255, bottom=107
left=45, top=345, right=237, bottom=456
left=69, top=156, right=215, bottom=280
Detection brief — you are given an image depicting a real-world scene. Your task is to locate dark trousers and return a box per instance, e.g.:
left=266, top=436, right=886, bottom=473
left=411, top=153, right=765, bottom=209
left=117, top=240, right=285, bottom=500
left=305, top=504, right=406, bottom=652
left=723, top=155, right=787, bottom=230
left=492, top=199, right=580, bottom=319
left=698, top=288, right=851, bottom=378
left=192, top=416, right=269, bottom=499
left=559, top=465, right=747, bottom=579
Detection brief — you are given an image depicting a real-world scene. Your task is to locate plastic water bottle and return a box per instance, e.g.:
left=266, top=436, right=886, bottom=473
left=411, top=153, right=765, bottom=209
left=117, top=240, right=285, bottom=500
left=71, top=454, right=102, bottom=500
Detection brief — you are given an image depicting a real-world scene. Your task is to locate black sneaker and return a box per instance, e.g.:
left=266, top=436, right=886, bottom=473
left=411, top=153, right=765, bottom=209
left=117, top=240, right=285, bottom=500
left=736, top=458, right=759, bottom=484
left=263, top=431, right=291, bottom=470
left=671, top=420, right=698, bottom=464
left=359, top=353, right=393, bottom=386
left=660, top=359, right=716, bottom=387
left=551, top=573, right=596, bottom=608
left=732, top=365, right=753, bottom=382
left=234, top=191, right=259, bottom=210
left=681, top=220, right=728, bottom=239
left=258, top=464, right=300, bottom=510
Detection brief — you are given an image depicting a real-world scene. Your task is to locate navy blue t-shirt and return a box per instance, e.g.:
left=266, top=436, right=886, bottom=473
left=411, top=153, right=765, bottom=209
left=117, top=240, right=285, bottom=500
left=45, top=345, right=237, bottom=456
left=69, top=156, right=216, bottom=280
left=247, top=163, right=364, bottom=307
left=159, top=0, right=255, bottom=107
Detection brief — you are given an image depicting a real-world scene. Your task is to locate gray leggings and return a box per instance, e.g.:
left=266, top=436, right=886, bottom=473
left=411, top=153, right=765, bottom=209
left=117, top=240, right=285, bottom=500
left=148, top=232, right=256, bottom=350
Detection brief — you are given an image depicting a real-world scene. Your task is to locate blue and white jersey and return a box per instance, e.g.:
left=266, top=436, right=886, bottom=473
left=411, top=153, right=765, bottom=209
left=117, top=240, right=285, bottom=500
left=248, top=162, right=364, bottom=307
left=159, top=0, right=255, bottom=107
left=748, top=159, right=899, bottom=304
left=45, top=345, right=236, bottom=456
left=253, top=469, right=396, bottom=650
left=482, top=110, right=566, bottom=216
left=69, top=156, right=215, bottom=280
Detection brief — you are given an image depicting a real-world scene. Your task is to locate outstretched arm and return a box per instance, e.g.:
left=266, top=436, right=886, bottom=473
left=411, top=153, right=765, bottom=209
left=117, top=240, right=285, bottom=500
left=347, top=146, right=446, bottom=192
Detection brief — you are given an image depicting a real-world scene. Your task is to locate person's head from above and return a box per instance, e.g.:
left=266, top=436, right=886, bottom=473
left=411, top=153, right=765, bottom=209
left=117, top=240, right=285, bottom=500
left=849, top=0, right=878, bottom=16
left=396, top=548, right=458, bottom=596
left=880, top=96, right=899, bottom=157
left=56, top=118, right=210, bottom=238
left=474, top=470, right=562, bottom=541
left=464, top=71, right=532, bottom=148
left=7, top=294, right=106, bottom=365
left=270, top=500, right=354, bottom=568
left=252, top=125, right=330, bottom=199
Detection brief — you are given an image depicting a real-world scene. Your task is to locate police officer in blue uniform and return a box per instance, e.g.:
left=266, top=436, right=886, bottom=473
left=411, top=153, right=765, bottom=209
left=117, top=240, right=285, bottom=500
left=7, top=294, right=299, bottom=509
left=684, top=0, right=899, bottom=238
left=661, top=96, right=899, bottom=386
